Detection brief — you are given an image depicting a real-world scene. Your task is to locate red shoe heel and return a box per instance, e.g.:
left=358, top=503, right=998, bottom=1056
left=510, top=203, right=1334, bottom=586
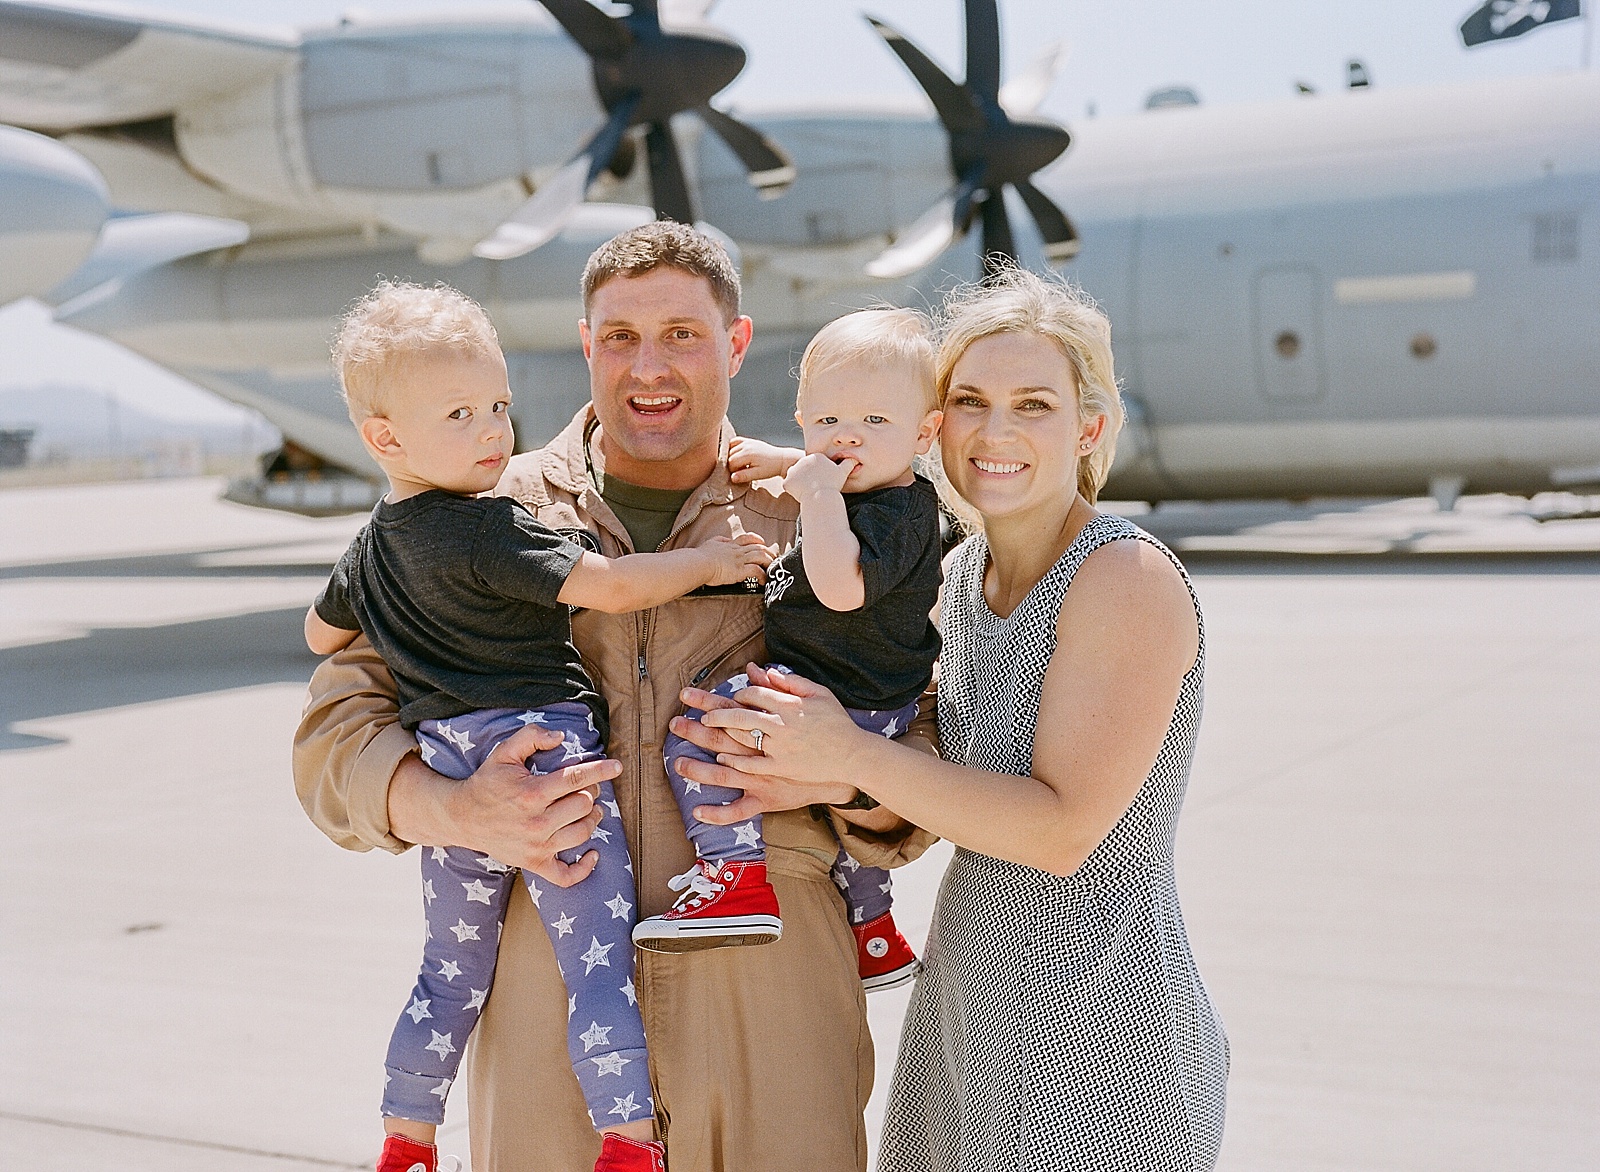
left=376, top=1134, right=438, bottom=1172
left=854, top=911, right=920, bottom=991
left=632, top=859, right=782, bottom=952
left=594, top=1132, right=666, bottom=1172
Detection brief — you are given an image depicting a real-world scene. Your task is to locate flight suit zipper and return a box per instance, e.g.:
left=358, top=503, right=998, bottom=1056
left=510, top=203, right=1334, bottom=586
left=632, top=535, right=665, bottom=892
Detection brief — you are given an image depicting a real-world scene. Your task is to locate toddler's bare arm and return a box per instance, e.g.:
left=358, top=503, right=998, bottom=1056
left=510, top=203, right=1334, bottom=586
left=557, top=534, right=773, bottom=613
left=305, top=605, right=359, bottom=655
left=784, top=453, right=866, bottom=611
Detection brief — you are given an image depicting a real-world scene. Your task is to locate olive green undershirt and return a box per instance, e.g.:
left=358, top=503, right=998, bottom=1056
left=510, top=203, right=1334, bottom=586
left=601, top=475, right=695, bottom=554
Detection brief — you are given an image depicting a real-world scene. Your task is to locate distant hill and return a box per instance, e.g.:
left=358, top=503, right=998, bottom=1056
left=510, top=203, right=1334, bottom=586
left=0, top=384, right=278, bottom=464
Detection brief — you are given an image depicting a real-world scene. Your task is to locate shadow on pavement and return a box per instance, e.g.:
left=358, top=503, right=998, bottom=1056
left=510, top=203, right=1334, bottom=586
left=0, top=607, right=320, bottom=750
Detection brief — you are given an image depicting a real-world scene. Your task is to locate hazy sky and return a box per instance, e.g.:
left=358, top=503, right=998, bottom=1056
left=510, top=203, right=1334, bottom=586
left=1, top=0, right=1592, bottom=423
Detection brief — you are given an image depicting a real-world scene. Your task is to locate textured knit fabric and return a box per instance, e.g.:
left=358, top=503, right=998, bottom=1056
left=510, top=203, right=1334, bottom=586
left=314, top=491, right=602, bottom=734
left=383, top=704, right=651, bottom=1131
left=662, top=666, right=914, bottom=925
left=880, top=514, right=1228, bottom=1172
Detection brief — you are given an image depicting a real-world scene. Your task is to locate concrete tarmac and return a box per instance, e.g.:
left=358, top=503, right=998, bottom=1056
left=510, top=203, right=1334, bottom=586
left=2, top=478, right=1596, bottom=1171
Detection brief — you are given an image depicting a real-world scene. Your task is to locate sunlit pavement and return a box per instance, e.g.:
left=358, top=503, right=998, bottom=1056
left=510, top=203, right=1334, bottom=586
left=2, top=478, right=1596, bottom=1170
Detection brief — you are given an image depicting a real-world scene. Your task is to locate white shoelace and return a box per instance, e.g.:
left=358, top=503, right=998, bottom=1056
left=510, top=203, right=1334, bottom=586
left=666, top=862, right=724, bottom=911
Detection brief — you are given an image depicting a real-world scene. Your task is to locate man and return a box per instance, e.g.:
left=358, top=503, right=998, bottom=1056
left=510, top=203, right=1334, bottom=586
left=294, top=222, right=934, bottom=1172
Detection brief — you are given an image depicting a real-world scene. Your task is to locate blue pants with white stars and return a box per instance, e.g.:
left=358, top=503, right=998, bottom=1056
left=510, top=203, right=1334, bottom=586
left=381, top=703, right=652, bottom=1132
left=662, top=667, right=918, bottom=927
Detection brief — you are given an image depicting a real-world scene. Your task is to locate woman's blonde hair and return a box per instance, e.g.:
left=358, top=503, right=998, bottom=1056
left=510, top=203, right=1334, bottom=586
left=797, top=306, right=937, bottom=410
left=935, top=264, right=1123, bottom=520
left=331, top=279, right=501, bottom=420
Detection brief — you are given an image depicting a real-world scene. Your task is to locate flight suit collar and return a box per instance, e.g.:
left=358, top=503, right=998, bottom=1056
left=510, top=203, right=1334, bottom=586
left=539, top=404, right=742, bottom=553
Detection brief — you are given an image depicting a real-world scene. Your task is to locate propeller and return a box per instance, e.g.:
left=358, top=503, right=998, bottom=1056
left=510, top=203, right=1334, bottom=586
left=863, top=0, right=1078, bottom=280
left=475, top=0, right=795, bottom=261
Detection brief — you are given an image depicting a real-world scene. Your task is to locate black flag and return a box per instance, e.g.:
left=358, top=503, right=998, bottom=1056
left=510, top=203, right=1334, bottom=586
left=1461, top=0, right=1582, bottom=46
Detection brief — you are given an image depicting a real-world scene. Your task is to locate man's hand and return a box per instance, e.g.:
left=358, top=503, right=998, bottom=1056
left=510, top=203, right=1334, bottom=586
left=783, top=452, right=856, bottom=501
left=728, top=437, right=803, bottom=484
left=389, top=723, right=615, bottom=888
left=694, top=530, right=775, bottom=586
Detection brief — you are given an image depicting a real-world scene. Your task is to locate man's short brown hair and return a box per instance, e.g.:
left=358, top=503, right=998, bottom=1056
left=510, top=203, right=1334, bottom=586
left=581, top=221, right=741, bottom=325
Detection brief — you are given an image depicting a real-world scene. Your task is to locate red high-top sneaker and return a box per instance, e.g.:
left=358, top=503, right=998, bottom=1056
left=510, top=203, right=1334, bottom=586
left=632, top=859, right=782, bottom=952
left=375, top=1134, right=438, bottom=1172
left=593, top=1132, right=666, bottom=1172
left=854, top=911, right=920, bottom=991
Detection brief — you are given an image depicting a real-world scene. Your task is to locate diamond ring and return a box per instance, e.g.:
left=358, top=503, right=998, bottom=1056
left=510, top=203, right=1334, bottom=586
left=750, top=729, right=765, bottom=753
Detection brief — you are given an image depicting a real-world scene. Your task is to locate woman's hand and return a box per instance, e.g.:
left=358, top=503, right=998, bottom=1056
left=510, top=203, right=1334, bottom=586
left=673, top=665, right=870, bottom=817
left=672, top=666, right=856, bottom=819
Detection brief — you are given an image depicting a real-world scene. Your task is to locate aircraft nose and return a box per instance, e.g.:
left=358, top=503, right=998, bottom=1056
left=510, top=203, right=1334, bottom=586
left=0, top=127, right=109, bottom=305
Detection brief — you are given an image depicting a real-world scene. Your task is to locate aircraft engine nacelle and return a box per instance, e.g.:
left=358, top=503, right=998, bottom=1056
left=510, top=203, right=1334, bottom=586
left=175, top=25, right=598, bottom=251
left=697, top=112, right=950, bottom=249
left=0, top=126, right=108, bottom=305
left=54, top=204, right=655, bottom=471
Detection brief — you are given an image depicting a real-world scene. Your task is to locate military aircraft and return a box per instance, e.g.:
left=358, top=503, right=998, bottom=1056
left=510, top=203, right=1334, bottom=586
left=3, top=0, right=1599, bottom=511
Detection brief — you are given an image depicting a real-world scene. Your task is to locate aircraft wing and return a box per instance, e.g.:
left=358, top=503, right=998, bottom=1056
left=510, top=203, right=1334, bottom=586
left=0, top=2, right=296, bottom=132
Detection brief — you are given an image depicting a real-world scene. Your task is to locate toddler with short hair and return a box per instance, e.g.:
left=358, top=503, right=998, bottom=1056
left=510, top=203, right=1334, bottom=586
left=305, top=280, right=771, bottom=1172
left=631, top=307, right=943, bottom=990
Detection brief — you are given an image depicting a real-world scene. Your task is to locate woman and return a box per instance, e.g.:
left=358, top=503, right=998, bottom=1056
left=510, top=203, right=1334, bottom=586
left=673, top=267, right=1228, bottom=1169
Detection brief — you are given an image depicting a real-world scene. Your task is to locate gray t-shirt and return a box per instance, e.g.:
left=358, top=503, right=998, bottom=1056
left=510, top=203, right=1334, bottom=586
left=315, top=490, right=604, bottom=734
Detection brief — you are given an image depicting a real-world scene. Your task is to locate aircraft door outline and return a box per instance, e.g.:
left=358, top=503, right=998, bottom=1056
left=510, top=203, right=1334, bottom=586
left=1252, top=265, right=1328, bottom=404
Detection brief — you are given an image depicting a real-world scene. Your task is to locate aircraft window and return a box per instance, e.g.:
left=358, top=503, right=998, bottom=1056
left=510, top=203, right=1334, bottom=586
left=1532, top=213, right=1579, bottom=264
left=1145, top=87, right=1200, bottom=110
left=1274, top=331, right=1301, bottom=359
left=1410, top=333, right=1437, bottom=360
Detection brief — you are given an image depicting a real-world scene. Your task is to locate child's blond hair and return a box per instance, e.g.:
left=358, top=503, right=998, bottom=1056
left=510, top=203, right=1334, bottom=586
left=331, top=280, right=501, bottom=421
left=796, top=307, right=938, bottom=412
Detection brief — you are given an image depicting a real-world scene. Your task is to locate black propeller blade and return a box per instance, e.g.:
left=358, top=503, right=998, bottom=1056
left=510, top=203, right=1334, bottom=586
left=864, top=0, right=1077, bottom=278
left=539, top=0, right=794, bottom=224
left=477, top=1, right=796, bottom=257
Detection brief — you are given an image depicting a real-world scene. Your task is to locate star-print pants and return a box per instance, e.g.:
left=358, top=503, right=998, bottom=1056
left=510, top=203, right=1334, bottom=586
left=381, top=703, right=652, bottom=1132
left=662, top=667, right=918, bottom=927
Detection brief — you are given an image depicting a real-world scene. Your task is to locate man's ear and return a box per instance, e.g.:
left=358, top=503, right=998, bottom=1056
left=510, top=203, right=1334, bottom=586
left=578, top=319, right=593, bottom=361
left=358, top=415, right=402, bottom=462
left=915, top=409, right=944, bottom=454
left=726, top=315, right=754, bottom=377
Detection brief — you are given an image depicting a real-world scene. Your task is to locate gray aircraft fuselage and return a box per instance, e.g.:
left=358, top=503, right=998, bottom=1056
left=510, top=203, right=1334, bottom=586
left=52, top=68, right=1600, bottom=501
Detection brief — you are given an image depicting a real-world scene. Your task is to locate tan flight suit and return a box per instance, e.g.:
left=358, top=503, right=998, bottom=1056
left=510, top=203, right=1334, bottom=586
left=294, top=408, right=936, bottom=1172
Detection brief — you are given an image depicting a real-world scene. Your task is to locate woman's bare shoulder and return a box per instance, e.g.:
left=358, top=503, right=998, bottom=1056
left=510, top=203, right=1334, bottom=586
left=1060, top=534, right=1198, bottom=664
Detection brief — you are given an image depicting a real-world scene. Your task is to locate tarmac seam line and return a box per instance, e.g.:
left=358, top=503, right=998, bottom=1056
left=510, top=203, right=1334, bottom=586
left=0, top=1109, right=369, bottom=1168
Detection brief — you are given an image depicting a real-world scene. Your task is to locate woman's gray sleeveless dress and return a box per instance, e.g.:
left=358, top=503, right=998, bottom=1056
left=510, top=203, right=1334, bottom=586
left=878, top=514, right=1229, bottom=1171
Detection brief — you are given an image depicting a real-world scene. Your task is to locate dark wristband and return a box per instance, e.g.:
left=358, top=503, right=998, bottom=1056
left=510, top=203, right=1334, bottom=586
left=831, top=788, right=880, bottom=811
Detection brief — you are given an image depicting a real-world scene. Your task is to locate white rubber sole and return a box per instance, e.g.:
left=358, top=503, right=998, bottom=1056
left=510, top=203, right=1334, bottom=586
left=862, top=959, right=921, bottom=992
left=631, top=914, right=783, bottom=953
